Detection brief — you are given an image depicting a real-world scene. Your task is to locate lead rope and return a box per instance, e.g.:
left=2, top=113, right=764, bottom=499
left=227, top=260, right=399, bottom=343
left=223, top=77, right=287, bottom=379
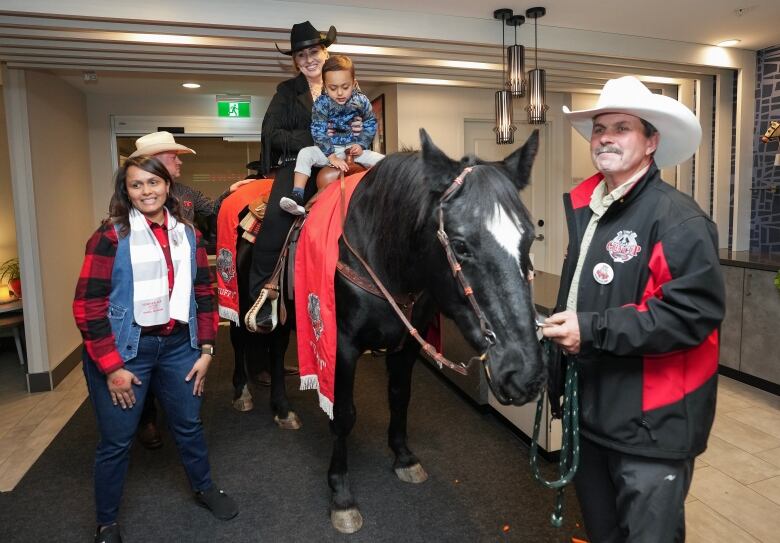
left=529, top=349, right=580, bottom=527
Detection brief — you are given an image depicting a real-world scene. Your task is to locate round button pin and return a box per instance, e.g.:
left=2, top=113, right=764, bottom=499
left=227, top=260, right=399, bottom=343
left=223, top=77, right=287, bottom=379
left=593, top=262, right=614, bottom=285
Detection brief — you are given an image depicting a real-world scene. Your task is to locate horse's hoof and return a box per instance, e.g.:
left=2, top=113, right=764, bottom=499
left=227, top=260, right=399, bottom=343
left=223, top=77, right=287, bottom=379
left=232, top=387, right=253, bottom=412
left=274, top=411, right=302, bottom=430
left=331, top=507, right=363, bottom=534
left=395, top=463, right=428, bottom=484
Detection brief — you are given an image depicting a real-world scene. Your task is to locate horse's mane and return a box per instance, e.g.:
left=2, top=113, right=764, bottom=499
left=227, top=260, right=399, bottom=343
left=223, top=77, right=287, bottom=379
left=351, top=150, right=532, bottom=280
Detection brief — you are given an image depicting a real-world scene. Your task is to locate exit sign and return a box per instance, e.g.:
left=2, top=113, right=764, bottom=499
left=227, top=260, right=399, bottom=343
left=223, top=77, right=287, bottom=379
left=218, top=101, right=250, bottom=117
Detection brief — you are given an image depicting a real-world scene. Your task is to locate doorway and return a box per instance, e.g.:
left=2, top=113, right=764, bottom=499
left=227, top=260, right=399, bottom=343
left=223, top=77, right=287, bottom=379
left=463, top=120, right=550, bottom=272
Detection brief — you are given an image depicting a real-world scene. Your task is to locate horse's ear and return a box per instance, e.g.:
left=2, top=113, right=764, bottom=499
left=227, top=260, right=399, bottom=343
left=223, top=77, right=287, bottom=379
left=503, top=129, right=539, bottom=191
left=420, top=128, right=460, bottom=192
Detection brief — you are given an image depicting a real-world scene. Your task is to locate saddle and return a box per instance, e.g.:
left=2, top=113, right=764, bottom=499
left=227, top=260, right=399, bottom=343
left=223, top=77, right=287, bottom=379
left=243, top=160, right=366, bottom=333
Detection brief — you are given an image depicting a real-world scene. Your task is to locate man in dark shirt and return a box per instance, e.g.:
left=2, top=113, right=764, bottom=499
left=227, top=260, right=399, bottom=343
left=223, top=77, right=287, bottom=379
left=128, top=131, right=251, bottom=448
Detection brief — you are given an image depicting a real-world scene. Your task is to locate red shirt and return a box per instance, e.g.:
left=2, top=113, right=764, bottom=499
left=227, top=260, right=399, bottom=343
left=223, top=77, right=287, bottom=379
left=73, top=220, right=217, bottom=374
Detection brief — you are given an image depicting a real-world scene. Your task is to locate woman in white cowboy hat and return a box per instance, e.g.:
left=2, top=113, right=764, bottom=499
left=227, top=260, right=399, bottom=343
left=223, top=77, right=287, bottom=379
left=246, top=21, right=362, bottom=332
left=542, top=76, right=725, bottom=542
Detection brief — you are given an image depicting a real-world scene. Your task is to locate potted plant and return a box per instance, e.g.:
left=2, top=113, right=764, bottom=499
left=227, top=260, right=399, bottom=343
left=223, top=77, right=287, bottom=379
left=0, top=257, right=21, bottom=299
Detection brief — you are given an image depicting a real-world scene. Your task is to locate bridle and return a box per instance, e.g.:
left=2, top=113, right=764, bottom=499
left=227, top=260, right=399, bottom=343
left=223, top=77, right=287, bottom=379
left=338, top=166, right=498, bottom=376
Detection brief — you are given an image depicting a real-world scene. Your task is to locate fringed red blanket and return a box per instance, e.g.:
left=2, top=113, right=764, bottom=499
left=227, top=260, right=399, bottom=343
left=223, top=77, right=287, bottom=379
left=295, top=172, right=367, bottom=418
left=216, top=180, right=273, bottom=324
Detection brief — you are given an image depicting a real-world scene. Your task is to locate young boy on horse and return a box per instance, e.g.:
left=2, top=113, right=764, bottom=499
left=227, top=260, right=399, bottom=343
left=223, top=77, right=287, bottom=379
left=279, top=54, right=384, bottom=215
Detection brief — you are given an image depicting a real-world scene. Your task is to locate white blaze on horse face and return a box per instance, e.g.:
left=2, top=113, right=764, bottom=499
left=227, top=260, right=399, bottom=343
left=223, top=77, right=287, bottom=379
left=486, top=203, right=524, bottom=273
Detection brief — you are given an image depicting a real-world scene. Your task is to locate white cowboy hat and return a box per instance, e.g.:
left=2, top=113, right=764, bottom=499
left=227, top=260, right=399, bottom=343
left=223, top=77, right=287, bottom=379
left=129, top=131, right=196, bottom=158
left=563, top=76, right=701, bottom=168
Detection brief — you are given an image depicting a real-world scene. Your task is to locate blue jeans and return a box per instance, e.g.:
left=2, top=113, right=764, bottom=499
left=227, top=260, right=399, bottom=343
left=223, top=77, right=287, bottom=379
left=83, top=327, right=213, bottom=524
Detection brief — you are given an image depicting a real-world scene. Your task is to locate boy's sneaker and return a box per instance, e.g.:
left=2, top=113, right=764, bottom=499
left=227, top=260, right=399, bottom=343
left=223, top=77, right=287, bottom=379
left=280, top=196, right=305, bottom=216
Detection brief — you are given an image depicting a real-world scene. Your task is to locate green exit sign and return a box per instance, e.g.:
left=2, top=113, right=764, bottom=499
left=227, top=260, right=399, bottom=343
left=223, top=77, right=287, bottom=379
left=217, top=101, right=250, bottom=117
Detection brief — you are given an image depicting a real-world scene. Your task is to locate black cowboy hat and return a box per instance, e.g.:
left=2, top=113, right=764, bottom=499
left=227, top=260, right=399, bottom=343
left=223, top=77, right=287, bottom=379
left=275, top=21, right=337, bottom=56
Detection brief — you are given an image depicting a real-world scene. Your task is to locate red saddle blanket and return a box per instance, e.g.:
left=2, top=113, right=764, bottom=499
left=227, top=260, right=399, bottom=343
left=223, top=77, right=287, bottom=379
left=216, top=179, right=273, bottom=324
left=295, top=172, right=367, bottom=419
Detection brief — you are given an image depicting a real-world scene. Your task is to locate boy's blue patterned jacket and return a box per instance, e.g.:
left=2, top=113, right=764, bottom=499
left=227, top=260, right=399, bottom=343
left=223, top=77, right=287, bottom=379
left=310, top=91, right=377, bottom=156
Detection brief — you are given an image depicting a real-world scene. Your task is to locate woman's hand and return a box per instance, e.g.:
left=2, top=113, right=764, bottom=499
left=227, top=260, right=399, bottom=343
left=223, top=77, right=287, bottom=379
left=348, top=144, right=364, bottom=157
left=328, top=154, right=349, bottom=172
left=106, top=368, right=142, bottom=409
left=185, top=353, right=212, bottom=396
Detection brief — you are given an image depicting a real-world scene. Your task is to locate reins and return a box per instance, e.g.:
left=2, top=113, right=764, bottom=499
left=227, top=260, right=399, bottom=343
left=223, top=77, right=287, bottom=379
left=529, top=343, right=580, bottom=527
left=336, top=167, right=496, bottom=375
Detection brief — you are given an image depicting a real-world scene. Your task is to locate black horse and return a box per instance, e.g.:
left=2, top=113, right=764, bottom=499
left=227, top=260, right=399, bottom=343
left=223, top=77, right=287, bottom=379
left=325, top=130, right=545, bottom=532
left=228, top=210, right=300, bottom=429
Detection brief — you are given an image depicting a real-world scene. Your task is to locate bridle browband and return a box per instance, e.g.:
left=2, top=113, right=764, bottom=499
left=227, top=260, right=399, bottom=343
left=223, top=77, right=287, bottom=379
left=337, top=166, right=498, bottom=376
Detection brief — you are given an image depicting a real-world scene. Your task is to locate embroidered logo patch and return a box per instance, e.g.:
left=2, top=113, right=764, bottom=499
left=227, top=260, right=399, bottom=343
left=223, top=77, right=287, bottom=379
left=606, top=230, right=642, bottom=263
left=308, top=293, right=323, bottom=340
left=216, top=248, right=235, bottom=282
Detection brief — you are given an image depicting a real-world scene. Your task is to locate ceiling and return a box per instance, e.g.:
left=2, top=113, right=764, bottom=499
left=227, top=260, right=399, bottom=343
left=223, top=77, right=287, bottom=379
left=0, top=2, right=774, bottom=99
left=284, top=0, right=780, bottom=51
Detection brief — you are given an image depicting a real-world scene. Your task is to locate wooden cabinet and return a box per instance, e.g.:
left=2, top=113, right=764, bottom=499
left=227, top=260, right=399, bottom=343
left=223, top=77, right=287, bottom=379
left=739, top=269, right=780, bottom=384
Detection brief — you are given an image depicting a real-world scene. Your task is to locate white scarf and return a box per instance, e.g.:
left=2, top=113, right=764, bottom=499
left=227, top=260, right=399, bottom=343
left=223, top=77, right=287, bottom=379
left=128, top=207, right=192, bottom=327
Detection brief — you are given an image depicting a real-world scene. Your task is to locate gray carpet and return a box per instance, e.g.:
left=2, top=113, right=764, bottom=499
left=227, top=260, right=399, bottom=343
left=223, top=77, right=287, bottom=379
left=0, top=329, right=586, bottom=542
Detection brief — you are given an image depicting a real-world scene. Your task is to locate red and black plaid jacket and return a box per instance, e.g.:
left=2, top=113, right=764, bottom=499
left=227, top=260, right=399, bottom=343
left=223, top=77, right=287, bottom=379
left=73, top=221, right=218, bottom=374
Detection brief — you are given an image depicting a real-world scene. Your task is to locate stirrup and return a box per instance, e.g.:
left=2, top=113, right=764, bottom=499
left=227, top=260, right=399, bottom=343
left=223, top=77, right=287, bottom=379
left=245, top=287, right=279, bottom=333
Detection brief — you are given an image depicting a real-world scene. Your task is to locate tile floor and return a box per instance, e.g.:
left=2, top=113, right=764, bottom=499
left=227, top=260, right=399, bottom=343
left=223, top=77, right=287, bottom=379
left=0, top=350, right=777, bottom=541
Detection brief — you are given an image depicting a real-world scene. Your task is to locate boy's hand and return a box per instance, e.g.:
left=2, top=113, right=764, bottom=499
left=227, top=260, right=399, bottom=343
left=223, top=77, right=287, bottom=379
left=329, top=154, right=349, bottom=172
left=348, top=145, right=364, bottom=157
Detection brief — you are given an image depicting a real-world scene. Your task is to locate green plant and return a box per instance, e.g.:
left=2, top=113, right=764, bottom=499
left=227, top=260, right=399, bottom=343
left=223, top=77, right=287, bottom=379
left=775, top=269, right=780, bottom=294
left=0, top=257, right=20, bottom=284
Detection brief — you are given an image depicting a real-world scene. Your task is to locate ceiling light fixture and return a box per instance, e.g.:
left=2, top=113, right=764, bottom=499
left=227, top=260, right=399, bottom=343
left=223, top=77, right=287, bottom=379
left=526, top=6, right=549, bottom=125
left=182, top=82, right=201, bottom=89
left=716, top=39, right=741, bottom=47
left=506, top=14, right=526, bottom=97
left=493, top=8, right=516, bottom=145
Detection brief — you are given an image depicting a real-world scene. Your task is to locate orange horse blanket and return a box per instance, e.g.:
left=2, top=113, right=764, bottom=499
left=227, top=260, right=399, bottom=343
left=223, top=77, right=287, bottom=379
left=295, top=172, right=367, bottom=419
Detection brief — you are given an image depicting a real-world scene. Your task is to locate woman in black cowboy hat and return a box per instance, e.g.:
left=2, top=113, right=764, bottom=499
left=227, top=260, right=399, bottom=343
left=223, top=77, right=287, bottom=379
left=246, top=21, right=360, bottom=331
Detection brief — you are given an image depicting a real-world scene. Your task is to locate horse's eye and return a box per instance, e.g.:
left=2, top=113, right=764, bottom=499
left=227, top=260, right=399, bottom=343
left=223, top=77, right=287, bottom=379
left=451, top=239, right=471, bottom=258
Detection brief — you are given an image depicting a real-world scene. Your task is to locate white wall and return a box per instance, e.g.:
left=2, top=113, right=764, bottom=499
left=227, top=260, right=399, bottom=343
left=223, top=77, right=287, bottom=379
left=25, top=70, right=93, bottom=371
left=395, top=84, right=569, bottom=274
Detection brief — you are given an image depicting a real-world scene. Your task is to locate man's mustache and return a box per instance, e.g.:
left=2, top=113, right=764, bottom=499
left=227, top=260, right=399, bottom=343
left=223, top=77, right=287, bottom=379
left=595, top=145, right=622, bottom=155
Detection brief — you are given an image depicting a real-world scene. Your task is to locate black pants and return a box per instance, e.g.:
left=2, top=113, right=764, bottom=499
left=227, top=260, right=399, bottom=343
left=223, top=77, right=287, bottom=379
left=248, top=162, right=319, bottom=299
left=575, top=437, right=693, bottom=543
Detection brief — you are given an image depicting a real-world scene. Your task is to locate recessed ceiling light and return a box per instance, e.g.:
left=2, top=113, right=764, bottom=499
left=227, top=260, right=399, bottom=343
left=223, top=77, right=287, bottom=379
left=182, top=82, right=201, bottom=89
left=716, top=39, right=741, bottom=47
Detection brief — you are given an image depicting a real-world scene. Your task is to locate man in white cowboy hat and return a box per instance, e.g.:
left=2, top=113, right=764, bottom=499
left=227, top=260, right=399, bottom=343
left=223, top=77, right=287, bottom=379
left=130, top=131, right=251, bottom=222
left=129, top=131, right=251, bottom=449
left=542, top=76, right=725, bottom=542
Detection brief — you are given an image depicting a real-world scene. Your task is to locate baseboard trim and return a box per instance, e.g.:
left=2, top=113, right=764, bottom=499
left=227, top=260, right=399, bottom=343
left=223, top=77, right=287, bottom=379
left=51, top=345, right=82, bottom=388
left=719, top=366, right=780, bottom=396
left=26, top=345, right=82, bottom=393
left=27, top=371, right=52, bottom=392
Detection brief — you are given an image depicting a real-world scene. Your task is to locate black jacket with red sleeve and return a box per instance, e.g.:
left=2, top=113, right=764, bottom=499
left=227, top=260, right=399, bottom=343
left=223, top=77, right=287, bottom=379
left=556, top=163, right=725, bottom=459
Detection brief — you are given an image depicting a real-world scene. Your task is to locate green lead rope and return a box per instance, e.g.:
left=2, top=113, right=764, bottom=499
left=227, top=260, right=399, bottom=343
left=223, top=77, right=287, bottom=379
left=529, top=354, right=580, bottom=527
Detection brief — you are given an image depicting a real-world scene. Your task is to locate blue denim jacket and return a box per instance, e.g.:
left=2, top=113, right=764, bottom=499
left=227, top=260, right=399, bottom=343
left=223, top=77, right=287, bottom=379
left=310, top=91, right=377, bottom=156
left=108, top=224, right=199, bottom=362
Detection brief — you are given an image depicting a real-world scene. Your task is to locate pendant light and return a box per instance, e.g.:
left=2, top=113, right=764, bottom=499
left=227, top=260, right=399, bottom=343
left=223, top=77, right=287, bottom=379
left=506, top=15, right=526, bottom=97
left=493, top=8, right=516, bottom=144
left=526, top=7, right=549, bottom=124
